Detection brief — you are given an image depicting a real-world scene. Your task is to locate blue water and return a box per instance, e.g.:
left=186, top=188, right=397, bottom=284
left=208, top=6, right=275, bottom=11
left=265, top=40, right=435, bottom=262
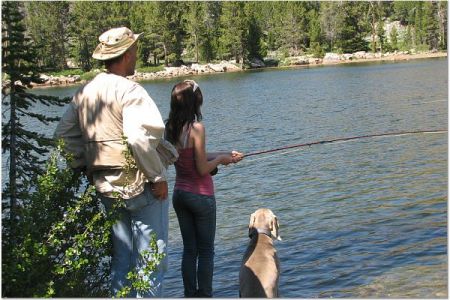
left=27, top=58, right=448, bottom=297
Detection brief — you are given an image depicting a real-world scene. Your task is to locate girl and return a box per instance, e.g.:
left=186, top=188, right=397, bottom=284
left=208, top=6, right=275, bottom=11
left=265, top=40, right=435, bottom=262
left=165, top=80, right=243, bottom=297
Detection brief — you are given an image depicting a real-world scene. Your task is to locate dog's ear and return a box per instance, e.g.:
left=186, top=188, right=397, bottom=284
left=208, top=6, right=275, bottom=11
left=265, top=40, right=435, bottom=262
left=248, top=212, right=257, bottom=237
left=270, top=216, right=282, bottom=241
left=249, top=213, right=256, bottom=228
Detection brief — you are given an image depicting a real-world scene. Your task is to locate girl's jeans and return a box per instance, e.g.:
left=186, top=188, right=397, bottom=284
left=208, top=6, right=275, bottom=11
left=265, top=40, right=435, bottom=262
left=100, top=183, right=169, bottom=298
left=172, top=189, right=216, bottom=297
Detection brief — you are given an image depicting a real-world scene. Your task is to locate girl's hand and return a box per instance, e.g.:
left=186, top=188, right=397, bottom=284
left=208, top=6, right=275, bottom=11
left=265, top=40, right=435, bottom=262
left=231, top=151, right=244, bottom=163
left=218, top=151, right=243, bottom=165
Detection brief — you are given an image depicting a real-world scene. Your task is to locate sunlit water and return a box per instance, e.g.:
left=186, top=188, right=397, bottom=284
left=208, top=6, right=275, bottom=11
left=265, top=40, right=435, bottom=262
left=11, top=58, right=448, bottom=297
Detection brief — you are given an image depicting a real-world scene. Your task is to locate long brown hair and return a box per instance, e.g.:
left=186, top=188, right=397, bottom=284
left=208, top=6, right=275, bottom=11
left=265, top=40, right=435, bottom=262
left=165, top=80, right=203, bottom=145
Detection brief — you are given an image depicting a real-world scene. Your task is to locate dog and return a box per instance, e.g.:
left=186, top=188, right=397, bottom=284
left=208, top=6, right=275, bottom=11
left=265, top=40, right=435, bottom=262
left=239, top=208, right=281, bottom=298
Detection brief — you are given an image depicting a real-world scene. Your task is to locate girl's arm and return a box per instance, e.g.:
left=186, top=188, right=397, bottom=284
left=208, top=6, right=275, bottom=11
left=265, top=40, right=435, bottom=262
left=191, top=122, right=235, bottom=176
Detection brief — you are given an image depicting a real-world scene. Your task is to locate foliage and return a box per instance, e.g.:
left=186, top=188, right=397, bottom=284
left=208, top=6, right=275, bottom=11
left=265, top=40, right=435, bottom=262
left=2, top=1, right=71, bottom=224
left=16, top=1, right=447, bottom=73
left=2, top=140, right=164, bottom=297
left=136, top=65, right=165, bottom=73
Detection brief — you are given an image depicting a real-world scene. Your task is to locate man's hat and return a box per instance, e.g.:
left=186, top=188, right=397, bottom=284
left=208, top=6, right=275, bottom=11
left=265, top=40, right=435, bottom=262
left=92, top=27, right=142, bottom=61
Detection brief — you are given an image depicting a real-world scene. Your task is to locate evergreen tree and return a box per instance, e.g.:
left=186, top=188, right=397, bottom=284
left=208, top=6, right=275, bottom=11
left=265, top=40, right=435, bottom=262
left=436, top=1, right=447, bottom=50
left=219, top=2, right=247, bottom=65
left=245, top=2, right=265, bottom=61
left=376, top=19, right=385, bottom=53
left=200, top=1, right=222, bottom=63
left=2, top=1, right=69, bottom=224
left=185, top=2, right=206, bottom=63
left=24, top=2, right=70, bottom=70
left=390, top=25, right=398, bottom=51
left=151, top=2, right=187, bottom=66
left=423, top=1, right=440, bottom=50
left=335, top=1, right=370, bottom=53
left=320, top=2, right=343, bottom=52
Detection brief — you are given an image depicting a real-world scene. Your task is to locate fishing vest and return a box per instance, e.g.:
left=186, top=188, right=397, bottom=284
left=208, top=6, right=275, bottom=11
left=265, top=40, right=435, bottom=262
left=74, top=73, right=131, bottom=172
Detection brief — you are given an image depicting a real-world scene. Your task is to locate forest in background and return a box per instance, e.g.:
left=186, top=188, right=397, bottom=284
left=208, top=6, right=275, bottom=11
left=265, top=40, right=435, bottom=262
left=19, top=1, right=448, bottom=72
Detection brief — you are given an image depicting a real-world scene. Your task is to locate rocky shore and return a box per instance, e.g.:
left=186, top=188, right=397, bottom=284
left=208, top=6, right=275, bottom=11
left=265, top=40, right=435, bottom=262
left=7, top=50, right=447, bottom=89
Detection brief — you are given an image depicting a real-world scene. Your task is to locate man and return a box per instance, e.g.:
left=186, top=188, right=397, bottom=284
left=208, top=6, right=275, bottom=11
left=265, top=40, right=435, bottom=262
left=54, top=27, right=175, bottom=297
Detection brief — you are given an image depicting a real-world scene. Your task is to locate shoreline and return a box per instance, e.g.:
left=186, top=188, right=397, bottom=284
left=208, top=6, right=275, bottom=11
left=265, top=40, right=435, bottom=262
left=28, top=51, right=447, bottom=89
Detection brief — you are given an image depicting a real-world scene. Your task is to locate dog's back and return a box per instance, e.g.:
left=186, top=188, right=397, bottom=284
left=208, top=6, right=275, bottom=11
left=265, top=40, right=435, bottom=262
left=239, top=209, right=280, bottom=298
left=239, top=229, right=279, bottom=297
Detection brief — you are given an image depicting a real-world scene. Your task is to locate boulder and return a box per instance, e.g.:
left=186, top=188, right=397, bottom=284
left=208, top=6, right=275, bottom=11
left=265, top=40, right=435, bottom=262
left=249, top=58, right=265, bottom=68
left=208, top=63, right=225, bottom=72
left=353, top=51, right=367, bottom=59
left=324, top=52, right=341, bottom=61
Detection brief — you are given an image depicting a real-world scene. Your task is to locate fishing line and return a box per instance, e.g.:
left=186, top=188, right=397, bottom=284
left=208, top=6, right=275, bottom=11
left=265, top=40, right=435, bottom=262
left=418, top=99, right=448, bottom=104
left=242, top=129, right=447, bottom=162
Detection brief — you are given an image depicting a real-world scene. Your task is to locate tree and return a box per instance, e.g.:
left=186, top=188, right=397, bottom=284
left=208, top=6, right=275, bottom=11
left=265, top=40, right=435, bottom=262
left=2, top=1, right=69, bottom=224
left=320, top=2, right=343, bottom=52
left=149, top=2, right=186, bottom=66
left=219, top=2, right=247, bottom=65
left=185, top=2, right=206, bottom=63
left=24, top=2, right=70, bottom=70
left=376, top=19, right=385, bottom=53
left=335, top=1, right=370, bottom=53
left=200, top=1, right=222, bottom=63
left=390, top=25, right=398, bottom=51
left=245, top=2, right=265, bottom=61
left=423, top=1, right=440, bottom=50
left=436, top=1, right=447, bottom=50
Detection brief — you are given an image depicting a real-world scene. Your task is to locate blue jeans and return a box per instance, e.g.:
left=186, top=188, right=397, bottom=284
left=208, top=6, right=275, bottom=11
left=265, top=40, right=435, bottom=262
left=172, top=190, right=216, bottom=297
left=100, top=183, right=169, bottom=298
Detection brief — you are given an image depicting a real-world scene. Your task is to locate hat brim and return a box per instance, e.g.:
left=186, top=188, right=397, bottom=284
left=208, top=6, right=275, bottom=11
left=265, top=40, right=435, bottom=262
left=92, top=33, right=142, bottom=61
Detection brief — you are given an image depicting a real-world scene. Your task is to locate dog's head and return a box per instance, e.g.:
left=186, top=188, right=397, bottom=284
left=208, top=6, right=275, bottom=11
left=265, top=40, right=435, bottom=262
left=249, top=208, right=281, bottom=241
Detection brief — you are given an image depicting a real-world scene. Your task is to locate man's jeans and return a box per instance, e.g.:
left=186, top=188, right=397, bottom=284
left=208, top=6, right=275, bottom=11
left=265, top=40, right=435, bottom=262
left=101, top=183, right=169, bottom=298
left=172, top=189, right=216, bottom=297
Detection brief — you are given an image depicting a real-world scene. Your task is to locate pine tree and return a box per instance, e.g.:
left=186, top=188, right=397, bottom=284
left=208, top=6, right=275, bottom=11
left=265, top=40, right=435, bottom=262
left=335, top=2, right=370, bottom=53
left=1, top=1, right=69, bottom=224
left=219, top=2, right=247, bottom=65
left=390, top=25, right=398, bottom=51
left=424, top=1, right=440, bottom=50
left=24, top=2, right=70, bottom=70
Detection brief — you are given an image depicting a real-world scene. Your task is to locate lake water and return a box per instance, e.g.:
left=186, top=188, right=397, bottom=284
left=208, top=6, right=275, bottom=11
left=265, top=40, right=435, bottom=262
left=25, top=58, right=448, bottom=297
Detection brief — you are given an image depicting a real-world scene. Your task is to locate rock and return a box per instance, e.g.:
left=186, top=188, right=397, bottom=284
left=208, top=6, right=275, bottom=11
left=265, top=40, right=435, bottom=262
left=264, top=58, right=279, bottom=67
left=324, top=52, right=341, bottom=61
left=39, top=74, right=50, bottom=82
left=208, top=63, right=225, bottom=72
left=353, top=51, right=366, bottom=59
left=250, top=58, right=265, bottom=68
left=284, top=56, right=309, bottom=65
left=343, top=53, right=353, bottom=60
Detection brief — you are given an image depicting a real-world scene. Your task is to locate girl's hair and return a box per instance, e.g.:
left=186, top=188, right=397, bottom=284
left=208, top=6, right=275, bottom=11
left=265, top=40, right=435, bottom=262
left=165, top=80, right=203, bottom=145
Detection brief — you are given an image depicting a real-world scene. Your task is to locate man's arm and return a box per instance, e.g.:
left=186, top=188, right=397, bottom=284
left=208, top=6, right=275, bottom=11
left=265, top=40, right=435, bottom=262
left=122, top=85, right=167, bottom=185
left=54, top=101, right=85, bottom=169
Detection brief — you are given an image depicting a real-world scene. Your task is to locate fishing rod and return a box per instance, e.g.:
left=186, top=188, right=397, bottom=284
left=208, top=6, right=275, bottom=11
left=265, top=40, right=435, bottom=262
left=243, top=129, right=447, bottom=158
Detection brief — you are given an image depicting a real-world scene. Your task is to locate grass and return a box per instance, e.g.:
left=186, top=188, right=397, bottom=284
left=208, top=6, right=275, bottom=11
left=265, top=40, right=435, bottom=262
left=46, top=69, right=85, bottom=77
left=136, top=65, right=165, bottom=73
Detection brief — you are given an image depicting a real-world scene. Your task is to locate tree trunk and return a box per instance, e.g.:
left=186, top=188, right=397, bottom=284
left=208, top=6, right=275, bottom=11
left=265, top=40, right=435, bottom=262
left=437, top=2, right=447, bottom=49
left=9, top=90, right=17, bottom=223
left=194, top=32, right=199, bottom=63
left=163, top=43, right=168, bottom=66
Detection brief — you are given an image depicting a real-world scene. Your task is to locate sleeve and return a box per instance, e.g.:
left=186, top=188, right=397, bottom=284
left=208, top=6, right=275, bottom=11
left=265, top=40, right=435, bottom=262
left=122, top=84, right=167, bottom=183
left=54, top=101, right=86, bottom=169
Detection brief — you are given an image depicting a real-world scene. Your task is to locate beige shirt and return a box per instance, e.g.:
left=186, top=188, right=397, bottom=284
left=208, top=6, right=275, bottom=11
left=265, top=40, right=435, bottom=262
left=55, top=72, right=168, bottom=199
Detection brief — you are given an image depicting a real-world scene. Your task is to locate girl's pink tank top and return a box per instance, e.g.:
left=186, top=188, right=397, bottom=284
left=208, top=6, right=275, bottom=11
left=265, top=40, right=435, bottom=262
left=174, top=125, right=214, bottom=196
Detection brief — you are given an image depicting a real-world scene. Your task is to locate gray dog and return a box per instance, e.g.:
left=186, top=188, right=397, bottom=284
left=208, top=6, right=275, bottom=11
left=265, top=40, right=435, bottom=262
left=239, top=208, right=281, bottom=298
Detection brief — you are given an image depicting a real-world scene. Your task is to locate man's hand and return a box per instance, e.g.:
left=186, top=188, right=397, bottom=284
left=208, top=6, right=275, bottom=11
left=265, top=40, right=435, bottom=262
left=151, top=181, right=168, bottom=200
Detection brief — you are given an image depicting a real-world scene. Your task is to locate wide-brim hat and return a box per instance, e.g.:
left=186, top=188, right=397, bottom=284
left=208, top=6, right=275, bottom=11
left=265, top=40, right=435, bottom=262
left=92, top=27, right=142, bottom=61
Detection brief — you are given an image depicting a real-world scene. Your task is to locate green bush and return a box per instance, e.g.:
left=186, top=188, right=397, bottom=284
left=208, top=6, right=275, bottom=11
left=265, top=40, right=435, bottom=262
left=47, top=69, right=85, bottom=77
left=2, top=141, right=163, bottom=297
left=80, top=71, right=99, bottom=81
left=136, top=65, right=165, bottom=73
